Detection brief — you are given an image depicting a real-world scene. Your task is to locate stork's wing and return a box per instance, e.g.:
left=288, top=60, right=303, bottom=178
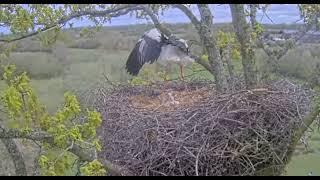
left=125, top=35, right=162, bottom=76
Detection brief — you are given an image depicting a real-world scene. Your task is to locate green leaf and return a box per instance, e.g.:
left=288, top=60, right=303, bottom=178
left=80, top=160, right=106, bottom=176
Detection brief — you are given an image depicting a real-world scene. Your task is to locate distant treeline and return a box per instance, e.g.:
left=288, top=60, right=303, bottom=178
left=0, top=22, right=306, bottom=39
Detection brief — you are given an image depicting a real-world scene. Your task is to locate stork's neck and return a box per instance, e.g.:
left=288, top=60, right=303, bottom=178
left=165, top=36, right=189, bottom=54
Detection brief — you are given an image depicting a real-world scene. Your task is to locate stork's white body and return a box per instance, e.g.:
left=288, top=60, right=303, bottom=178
left=158, top=44, right=195, bottom=66
left=125, top=28, right=194, bottom=79
left=140, top=28, right=194, bottom=66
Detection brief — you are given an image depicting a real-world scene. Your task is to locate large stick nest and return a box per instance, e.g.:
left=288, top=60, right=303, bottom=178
left=91, top=80, right=315, bottom=176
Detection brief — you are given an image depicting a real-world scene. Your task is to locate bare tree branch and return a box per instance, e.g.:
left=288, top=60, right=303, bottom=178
left=189, top=55, right=215, bottom=74
left=255, top=5, right=314, bottom=65
left=263, top=10, right=275, bottom=24
left=247, top=6, right=314, bottom=78
left=249, top=4, right=258, bottom=28
left=138, top=5, right=172, bottom=37
left=258, top=24, right=312, bottom=63
left=172, top=4, right=201, bottom=30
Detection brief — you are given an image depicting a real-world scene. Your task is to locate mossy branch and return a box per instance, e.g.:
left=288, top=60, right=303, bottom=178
left=0, top=125, right=131, bottom=176
left=0, top=138, right=27, bottom=176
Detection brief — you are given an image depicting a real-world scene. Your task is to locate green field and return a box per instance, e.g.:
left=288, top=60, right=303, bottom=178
left=1, top=23, right=320, bottom=176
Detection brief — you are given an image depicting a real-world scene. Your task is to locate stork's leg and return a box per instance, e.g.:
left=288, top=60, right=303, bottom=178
left=164, top=70, right=168, bottom=81
left=179, top=64, right=185, bottom=81
left=179, top=64, right=188, bottom=90
left=164, top=64, right=170, bottom=81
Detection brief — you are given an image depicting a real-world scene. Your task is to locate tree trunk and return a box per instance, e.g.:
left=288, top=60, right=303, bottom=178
left=172, top=4, right=228, bottom=91
left=230, top=4, right=258, bottom=89
left=197, top=4, right=227, bottom=92
left=221, top=45, right=235, bottom=91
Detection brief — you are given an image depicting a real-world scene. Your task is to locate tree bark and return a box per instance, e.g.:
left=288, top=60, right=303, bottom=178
left=1, top=138, right=27, bottom=176
left=230, top=4, right=258, bottom=89
left=197, top=4, right=227, bottom=92
left=172, top=4, right=228, bottom=91
left=0, top=126, right=130, bottom=176
left=221, top=45, right=235, bottom=91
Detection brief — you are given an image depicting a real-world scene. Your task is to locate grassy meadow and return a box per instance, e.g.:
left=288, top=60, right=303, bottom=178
left=0, top=23, right=320, bottom=175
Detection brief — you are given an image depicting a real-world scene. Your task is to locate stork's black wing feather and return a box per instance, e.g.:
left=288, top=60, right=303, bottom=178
left=125, top=35, right=163, bottom=76
left=125, top=40, right=143, bottom=76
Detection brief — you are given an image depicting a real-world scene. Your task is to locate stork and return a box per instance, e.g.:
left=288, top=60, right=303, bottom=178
left=125, top=28, right=195, bottom=80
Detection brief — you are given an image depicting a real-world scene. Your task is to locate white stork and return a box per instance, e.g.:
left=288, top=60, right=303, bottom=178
left=125, top=28, right=195, bottom=80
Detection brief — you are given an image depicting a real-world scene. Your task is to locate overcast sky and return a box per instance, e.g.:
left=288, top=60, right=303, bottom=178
left=67, top=4, right=302, bottom=26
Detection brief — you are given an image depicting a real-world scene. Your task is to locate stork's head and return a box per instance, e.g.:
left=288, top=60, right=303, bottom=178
left=179, top=38, right=190, bottom=52
left=173, top=38, right=190, bottom=54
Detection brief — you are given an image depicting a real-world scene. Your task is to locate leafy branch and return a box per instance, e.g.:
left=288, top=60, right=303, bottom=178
left=0, top=4, right=139, bottom=43
left=0, top=64, right=131, bottom=176
left=0, top=124, right=130, bottom=175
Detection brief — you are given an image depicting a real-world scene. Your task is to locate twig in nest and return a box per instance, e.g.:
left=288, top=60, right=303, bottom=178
left=102, top=72, right=117, bottom=88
